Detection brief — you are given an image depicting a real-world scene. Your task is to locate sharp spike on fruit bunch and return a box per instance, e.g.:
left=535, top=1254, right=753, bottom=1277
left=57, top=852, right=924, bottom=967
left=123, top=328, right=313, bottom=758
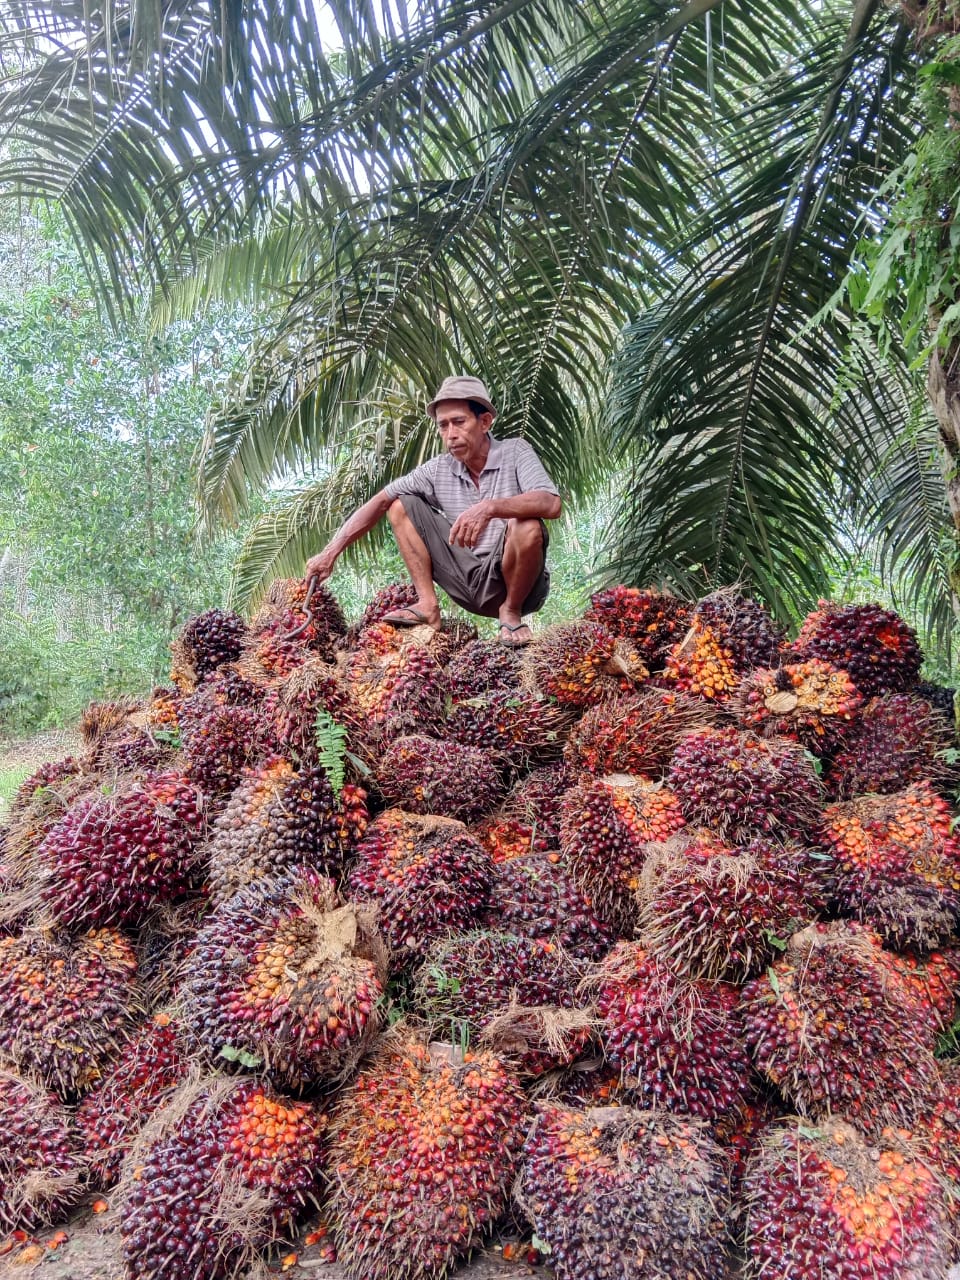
left=337, top=628, right=449, bottom=749
left=375, top=733, right=504, bottom=822
left=818, top=782, right=960, bottom=950
left=33, top=770, right=206, bottom=931
left=0, top=1067, right=86, bottom=1231
left=326, top=1031, right=529, bottom=1280
left=76, top=1014, right=188, bottom=1187
left=594, top=941, right=753, bottom=1119
left=517, top=1103, right=730, bottom=1280
left=482, top=850, right=617, bottom=961
left=788, top=599, right=923, bottom=696
left=3, top=757, right=91, bottom=889
left=825, top=692, right=956, bottom=799
left=734, top=658, right=863, bottom=751
left=0, top=927, right=141, bottom=1098
left=559, top=773, right=686, bottom=932
left=347, top=810, right=494, bottom=968
left=78, top=695, right=142, bottom=756
left=744, top=1118, right=951, bottom=1280
left=583, top=584, right=693, bottom=667
left=499, top=761, right=578, bottom=846
left=564, top=687, right=720, bottom=779
left=119, top=1075, right=326, bottom=1280
left=445, top=687, right=574, bottom=773
left=740, top=921, right=941, bottom=1137
left=668, top=727, right=822, bottom=844
left=522, top=620, right=649, bottom=709
left=637, top=834, right=824, bottom=982
left=471, top=814, right=555, bottom=863
left=412, top=930, right=592, bottom=1076
left=169, top=608, right=248, bottom=694
left=444, top=637, right=524, bottom=700
left=182, top=869, right=387, bottom=1089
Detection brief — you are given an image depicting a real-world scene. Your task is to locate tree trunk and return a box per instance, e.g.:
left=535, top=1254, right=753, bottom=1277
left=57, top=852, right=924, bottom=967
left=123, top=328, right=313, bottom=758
left=929, top=343, right=960, bottom=604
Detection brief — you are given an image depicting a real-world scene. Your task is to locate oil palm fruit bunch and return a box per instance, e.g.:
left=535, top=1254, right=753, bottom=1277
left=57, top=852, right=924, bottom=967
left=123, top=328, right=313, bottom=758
left=788, top=600, right=923, bottom=696
left=662, top=612, right=740, bottom=700
left=710, top=1092, right=785, bottom=1200
left=169, top=608, right=248, bottom=692
left=119, top=1076, right=325, bottom=1280
left=583, top=584, right=692, bottom=667
left=78, top=695, right=143, bottom=759
left=499, top=761, right=577, bottom=845
left=79, top=696, right=172, bottom=774
left=3, top=755, right=89, bottom=880
left=446, top=687, right=573, bottom=772
left=326, top=1032, right=529, bottom=1280
left=637, top=834, right=823, bottom=982
left=375, top=733, right=503, bottom=822
left=522, top=620, right=649, bottom=709
left=518, top=1103, right=730, bottom=1280
left=348, top=811, right=494, bottom=966
left=595, top=941, right=753, bottom=1120
left=0, top=1068, right=85, bottom=1230
left=237, top=578, right=345, bottom=682
left=445, top=637, right=524, bottom=700
left=662, top=590, right=784, bottom=700
left=182, top=869, right=386, bottom=1089
left=877, top=947, right=960, bottom=1034
left=744, top=1118, right=950, bottom=1280
left=559, top=773, right=686, bottom=931
left=76, top=1014, right=188, bottom=1187
left=0, top=927, right=140, bottom=1097
left=825, top=693, right=955, bottom=799
left=668, top=727, right=822, bottom=844
left=178, top=690, right=265, bottom=797
left=734, top=658, right=862, bottom=751
left=740, top=922, right=939, bottom=1136
left=352, top=580, right=419, bottom=634
left=818, top=782, right=960, bottom=950
left=338, top=625, right=449, bottom=748
left=257, top=655, right=348, bottom=761
left=34, top=770, right=205, bottom=930
left=914, top=1062, right=960, bottom=1228
left=482, top=850, right=616, bottom=960
left=564, top=687, right=719, bottom=779
left=143, top=684, right=183, bottom=734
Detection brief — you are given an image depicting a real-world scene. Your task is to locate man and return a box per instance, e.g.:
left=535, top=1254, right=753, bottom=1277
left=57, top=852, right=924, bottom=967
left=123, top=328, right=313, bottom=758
left=304, top=376, right=561, bottom=648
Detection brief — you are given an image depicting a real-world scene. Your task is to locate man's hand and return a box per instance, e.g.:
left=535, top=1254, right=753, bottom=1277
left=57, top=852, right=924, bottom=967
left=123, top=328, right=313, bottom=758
left=449, top=500, right=496, bottom=549
left=304, top=546, right=338, bottom=585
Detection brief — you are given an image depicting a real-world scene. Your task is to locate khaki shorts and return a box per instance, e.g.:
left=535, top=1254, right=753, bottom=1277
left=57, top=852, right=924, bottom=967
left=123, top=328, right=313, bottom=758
left=398, top=494, right=551, bottom=618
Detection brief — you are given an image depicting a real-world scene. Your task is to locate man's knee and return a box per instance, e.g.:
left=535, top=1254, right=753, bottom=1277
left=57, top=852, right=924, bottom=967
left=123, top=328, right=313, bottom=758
left=505, top=517, right=544, bottom=551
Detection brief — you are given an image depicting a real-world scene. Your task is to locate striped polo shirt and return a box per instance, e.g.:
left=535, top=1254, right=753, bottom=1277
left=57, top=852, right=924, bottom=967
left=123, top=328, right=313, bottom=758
left=384, top=434, right=559, bottom=556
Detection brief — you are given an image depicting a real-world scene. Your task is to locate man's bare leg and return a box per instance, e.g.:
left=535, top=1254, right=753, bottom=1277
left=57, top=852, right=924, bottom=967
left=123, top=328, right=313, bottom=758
left=385, top=499, right=442, bottom=627
left=497, top=518, right=544, bottom=644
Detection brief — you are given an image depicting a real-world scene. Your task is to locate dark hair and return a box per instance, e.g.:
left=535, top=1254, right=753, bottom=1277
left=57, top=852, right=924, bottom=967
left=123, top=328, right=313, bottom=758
left=467, top=399, right=491, bottom=418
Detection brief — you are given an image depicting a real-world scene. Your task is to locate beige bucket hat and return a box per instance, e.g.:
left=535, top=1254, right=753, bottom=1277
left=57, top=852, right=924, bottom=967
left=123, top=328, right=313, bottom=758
left=426, top=375, right=497, bottom=420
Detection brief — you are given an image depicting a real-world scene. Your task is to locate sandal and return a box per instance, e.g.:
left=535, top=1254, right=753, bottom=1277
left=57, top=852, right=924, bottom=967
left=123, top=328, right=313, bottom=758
left=497, top=621, right=533, bottom=649
left=381, top=607, right=438, bottom=628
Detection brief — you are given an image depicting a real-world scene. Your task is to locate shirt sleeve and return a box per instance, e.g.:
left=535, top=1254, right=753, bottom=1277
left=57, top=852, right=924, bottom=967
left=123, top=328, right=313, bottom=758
left=383, top=456, right=441, bottom=503
left=513, top=440, right=560, bottom=496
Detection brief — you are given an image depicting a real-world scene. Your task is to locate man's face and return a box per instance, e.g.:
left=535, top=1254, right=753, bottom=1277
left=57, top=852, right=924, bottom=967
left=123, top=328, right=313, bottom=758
left=434, top=400, right=492, bottom=462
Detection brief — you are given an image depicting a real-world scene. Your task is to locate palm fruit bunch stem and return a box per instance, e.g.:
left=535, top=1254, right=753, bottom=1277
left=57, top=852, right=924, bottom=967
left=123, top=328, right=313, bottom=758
left=348, top=811, right=494, bottom=967
left=182, top=869, right=386, bottom=1089
left=583, top=584, right=692, bottom=667
left=34, top=770, right=206, bottom=930
left=0, top=927, right=141, bottom=1097
left=739, top=922, right=940, bottom=1136
left=595, top=941, right=753, bottom=1119
left=668, top=727, right=822, bottom=844
left=744, top=1118, right=951, bottom=1280
left=564, top=687, right=719, bottom=779
left=825, top=692, right=956, bottom=799
left=522, top=620, right=649, bottom=709
left=518, top=1103, right=730, bottom=1280
left=636, top=834, right=823, bottom=982
left=444, top=637, right=524, bottom=700
left=482, top=850, right=616, bottom=960
left=445, top=688, right=574, bottom=774
left=818, top=781, right=960, bottom=950
left=119, top=1076, right=325, bottom=1280
left=169, top=608, right=248, bottom=693
left=326, top=1032, right=529, bottom=1280
left=733, top=658, right=862, bottom=751
left=498, top=761, right=577, bottom=846
left=559, top=773, right=686, bottom=932
left=0, top=1068, right=86, bottom=1231
left=788, top=599, right=923, bottom=696
left=375, top=733, right=504, bottom=822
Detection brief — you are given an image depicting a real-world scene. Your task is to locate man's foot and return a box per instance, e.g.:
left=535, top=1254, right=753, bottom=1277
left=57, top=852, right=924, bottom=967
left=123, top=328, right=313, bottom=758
left=381, top=605, right=441, bottom=629
left=497, top=620, right=533, bottom=649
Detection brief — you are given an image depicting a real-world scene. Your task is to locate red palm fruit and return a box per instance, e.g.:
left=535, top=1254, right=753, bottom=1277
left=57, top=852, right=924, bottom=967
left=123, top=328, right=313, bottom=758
left=482, top=850, right=617, bottom=961
left=444, top=637, right=524, bottom=700
left=348, top=811, right=494, bottom=967
left=662, top=615, right=741, bottom=700
left=876, top=947, right=960, bottom=1034
left=559, top=773, right=685, bottom=932
left=76, top=1015, right=188, bottom=1187
left=595, top=942, right=753, bottom=1120
left=744, top=1118, right=950, bottom=1280
left=518, top=1103, right=730, bottom=1280
left=471, top=814, right=554, bottom=863
left=445, top=688, right=574, bottom=773
left=819, top=782, right=960, bottom=950
left=143, top=684, right=183, bottom=733
left=552, top=1062, right=627, bottom=1108
left=499, top=761, right=578, bottom=845
left=352, top=580, right=419, bottom=634
left=178, top=692, right=265, bottom=796
left=0, top=1068, right=85, bottom=1231
left=0, top=927, right=140, bottom=1097
left=695, top=591, right=785, bottom=668
left=182, top=870, right=386, bottom=1089
left=522, top=620, right=649, bottom=708
left=734, top=658, right=862, bottom=751
left=338, top=627, right=449, bottom=747
left=825, top=693, right=955, bottom=799
left=740, top=922, right=940, bottom=1136
left=584, top=584, right=693, bottom=666
left=327, top=1033, right=528, bottom=1280
left=35, top=771, right=206, bottom=930
left=668, top=727, right=822, bottom=844
left=637, top=834, right=823, bottom=982
left=169, top=607, right=248, bottom=691
left=564, top=687, right=720, bottom=779
left=120, top=1076, right=325, bottom=1280
left=788, top=599, right=923, bottom=696
left=375, top=733, right=503, bottom=822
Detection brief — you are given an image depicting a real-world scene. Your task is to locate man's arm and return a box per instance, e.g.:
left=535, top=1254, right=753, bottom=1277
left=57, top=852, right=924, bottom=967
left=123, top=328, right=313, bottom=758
left=449, top=490, right=561, bottom=549
left=304, top=489, right=394, bottom=583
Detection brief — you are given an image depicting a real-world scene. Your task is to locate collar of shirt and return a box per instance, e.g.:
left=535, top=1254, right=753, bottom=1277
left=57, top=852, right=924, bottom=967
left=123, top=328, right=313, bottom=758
left=448, top=433, right=502, bottom=479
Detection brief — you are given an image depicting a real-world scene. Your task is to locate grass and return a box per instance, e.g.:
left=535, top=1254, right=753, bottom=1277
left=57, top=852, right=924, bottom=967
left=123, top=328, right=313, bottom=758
left=0, top=764, right=31, bottom=820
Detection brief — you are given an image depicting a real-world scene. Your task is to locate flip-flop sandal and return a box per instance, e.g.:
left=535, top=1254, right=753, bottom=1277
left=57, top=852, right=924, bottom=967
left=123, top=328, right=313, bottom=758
left=497, top=622, right=532, bottom=649
left=381, top=607, right=435, bottom=628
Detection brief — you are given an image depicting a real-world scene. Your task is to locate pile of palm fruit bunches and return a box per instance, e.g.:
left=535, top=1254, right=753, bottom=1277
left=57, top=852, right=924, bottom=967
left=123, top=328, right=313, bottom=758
left=6, top=578, right=960, bottom=1280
